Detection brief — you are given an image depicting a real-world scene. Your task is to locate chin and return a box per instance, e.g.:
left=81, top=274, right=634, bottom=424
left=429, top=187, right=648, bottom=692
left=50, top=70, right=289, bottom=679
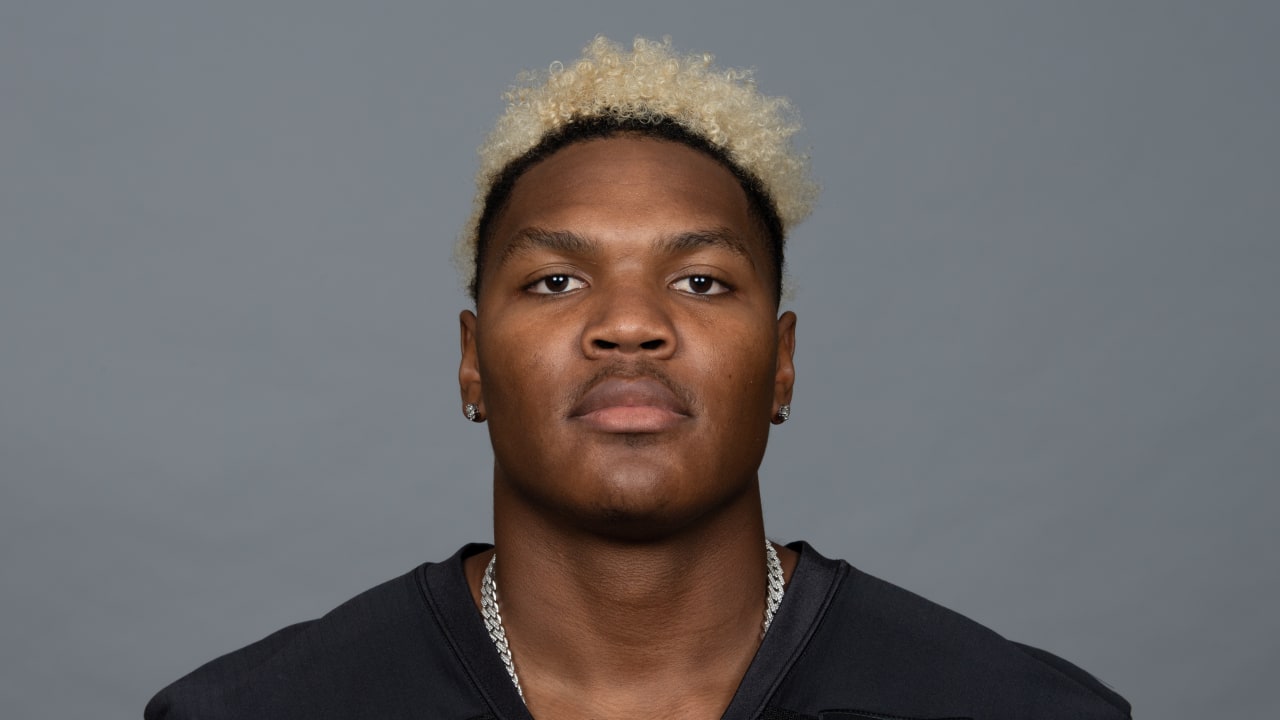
left=495, top=441, right=761, bottom=540
left=570, top=469, right=755, bottom=542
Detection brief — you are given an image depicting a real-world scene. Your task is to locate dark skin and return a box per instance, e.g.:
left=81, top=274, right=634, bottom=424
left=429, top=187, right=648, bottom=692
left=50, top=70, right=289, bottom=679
left=458, top=136, right=798, bottom=719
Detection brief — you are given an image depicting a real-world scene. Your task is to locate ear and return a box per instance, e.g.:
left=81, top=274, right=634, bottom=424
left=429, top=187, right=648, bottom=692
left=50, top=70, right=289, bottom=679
left=459, top=310, right=484, bottom=418
left=772, top=311, right=796, bottom=420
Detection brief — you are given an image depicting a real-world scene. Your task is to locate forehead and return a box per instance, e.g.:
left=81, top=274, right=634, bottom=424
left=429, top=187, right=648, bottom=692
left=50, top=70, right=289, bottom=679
left=486, top=136, right=761, bottom=257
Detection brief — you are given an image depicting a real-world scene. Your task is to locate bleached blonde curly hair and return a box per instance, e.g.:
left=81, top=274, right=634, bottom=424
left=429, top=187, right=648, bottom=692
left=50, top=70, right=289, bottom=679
left=457, top=35, right=819, bottom=299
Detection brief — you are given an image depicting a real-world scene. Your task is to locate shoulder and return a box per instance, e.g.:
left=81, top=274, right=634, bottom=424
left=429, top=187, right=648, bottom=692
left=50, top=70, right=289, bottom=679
left=144, top=561, right=464, bottom=720
left=776, top=544, right=1131, bottom=719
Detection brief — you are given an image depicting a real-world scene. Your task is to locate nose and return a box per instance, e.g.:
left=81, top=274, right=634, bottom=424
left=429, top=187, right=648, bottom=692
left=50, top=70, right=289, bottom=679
left=582, top=283, right=677, bottom=359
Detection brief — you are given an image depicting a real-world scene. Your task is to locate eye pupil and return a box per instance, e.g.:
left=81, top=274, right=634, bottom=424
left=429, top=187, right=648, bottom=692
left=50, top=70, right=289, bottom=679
left=545, top=275, right=569, bottom=292
left=689, top=276, right=712, bottom=293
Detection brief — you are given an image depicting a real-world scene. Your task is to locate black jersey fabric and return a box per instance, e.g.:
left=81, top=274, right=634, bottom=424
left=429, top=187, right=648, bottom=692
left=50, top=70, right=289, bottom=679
left=145, top=542, right=1131, bottom=719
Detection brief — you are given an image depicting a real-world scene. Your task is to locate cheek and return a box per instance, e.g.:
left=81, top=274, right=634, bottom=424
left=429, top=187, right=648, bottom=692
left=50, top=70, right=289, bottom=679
left=691, top=320, right=778, bottom=411
left=477, top=333, right=562, bottom=469
left=477, top=317, right=566, bottom=412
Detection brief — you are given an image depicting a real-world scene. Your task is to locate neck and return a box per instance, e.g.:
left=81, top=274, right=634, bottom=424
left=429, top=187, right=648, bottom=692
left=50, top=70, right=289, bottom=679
left=467, top=475, right=795, bottom=716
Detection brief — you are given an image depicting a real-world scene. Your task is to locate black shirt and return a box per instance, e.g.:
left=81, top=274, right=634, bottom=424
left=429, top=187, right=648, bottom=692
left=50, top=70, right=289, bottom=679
left=146, top=542, right=1131, bottom=719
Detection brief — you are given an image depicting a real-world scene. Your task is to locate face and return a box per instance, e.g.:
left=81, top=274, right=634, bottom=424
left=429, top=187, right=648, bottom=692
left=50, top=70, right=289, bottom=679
left=459, top=136, right=795, bottom=538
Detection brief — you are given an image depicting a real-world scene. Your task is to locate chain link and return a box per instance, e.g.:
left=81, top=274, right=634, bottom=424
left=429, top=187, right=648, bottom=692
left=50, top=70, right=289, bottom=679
left=481, top=539, right=785, bottom=702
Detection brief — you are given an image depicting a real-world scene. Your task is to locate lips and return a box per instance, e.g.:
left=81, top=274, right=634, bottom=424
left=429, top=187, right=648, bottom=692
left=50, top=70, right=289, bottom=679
left=569, top=377, right=691, bottom=433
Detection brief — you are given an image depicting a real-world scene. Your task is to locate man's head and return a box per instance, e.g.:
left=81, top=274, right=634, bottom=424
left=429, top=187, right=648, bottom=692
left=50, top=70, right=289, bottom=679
left=457, top=36, right=818, bottom=305
left=458, top=38, right=817, bottom=539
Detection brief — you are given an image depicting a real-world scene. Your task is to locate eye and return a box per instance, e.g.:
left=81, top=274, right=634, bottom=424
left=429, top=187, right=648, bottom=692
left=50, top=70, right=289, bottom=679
left=527, top=274, right=587, bottom=295
left=671, top=275, right=730, bottom=295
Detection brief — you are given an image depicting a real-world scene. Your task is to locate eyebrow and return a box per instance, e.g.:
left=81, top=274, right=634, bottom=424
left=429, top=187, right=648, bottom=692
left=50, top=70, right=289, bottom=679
left=499, top=228, right=598, bottom=267
left=657, top=227, right=755, bottom=268
left=497, top=226, right=756, bottom=269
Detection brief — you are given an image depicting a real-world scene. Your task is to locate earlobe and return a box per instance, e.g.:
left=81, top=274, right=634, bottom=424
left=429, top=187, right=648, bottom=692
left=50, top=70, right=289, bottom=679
left=459, top=310, right=485, bottom=420
left=772, top=311, right=796, bottom=424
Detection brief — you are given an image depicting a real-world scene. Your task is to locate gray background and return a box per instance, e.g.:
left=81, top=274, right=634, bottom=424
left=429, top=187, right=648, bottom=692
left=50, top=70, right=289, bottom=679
left=2, top=1, right=1276, bottom=718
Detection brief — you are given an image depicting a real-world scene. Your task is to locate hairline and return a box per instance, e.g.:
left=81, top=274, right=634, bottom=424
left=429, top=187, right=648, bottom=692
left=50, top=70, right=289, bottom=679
left=470, top=119, right=785, bottom=306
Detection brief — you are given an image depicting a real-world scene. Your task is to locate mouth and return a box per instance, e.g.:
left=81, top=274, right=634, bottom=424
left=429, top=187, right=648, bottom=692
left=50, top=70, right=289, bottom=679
left=568, top=377, right=692, bottom=433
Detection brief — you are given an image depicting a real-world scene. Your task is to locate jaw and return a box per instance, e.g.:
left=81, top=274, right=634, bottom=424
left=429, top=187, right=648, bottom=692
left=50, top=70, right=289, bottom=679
left=491, top=433, right=766, bottom=543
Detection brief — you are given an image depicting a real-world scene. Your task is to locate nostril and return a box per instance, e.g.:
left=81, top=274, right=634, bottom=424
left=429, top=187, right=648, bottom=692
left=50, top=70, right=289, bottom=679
left=593, top=339, right=619, bottom=350
left=640, top=339, right=665, bottom=351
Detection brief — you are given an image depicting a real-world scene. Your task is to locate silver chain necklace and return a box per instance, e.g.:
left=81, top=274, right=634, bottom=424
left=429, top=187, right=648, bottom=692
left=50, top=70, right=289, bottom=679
left=481, top=539, right=785, bottom=701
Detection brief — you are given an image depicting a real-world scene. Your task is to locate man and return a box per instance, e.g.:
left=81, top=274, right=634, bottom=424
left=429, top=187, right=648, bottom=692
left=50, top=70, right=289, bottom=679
left=147, top=37, right=1131, bottom=719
